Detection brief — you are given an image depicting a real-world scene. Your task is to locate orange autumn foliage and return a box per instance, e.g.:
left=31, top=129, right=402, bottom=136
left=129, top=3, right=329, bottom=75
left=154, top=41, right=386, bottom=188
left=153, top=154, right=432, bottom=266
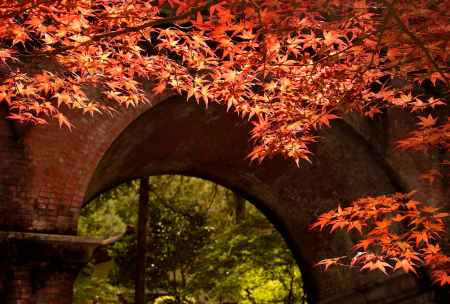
left=310, top=193, right=450, bottom=286
left=0, top=0, right=448, bottom=284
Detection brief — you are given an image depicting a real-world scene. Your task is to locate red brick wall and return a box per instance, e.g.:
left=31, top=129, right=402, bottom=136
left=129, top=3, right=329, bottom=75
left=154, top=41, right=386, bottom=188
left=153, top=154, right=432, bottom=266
left=35, top=272, right=76, bottom=304
left=0, top=91, right=172, bottom=233
left=2, top=266, right=76, bottom=304
left=0, top=110, right=32, bottom=232
left=5, top=267, right=32, bottom=304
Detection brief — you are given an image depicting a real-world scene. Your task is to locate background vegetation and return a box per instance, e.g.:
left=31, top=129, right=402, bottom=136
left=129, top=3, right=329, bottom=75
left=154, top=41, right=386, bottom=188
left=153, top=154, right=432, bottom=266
left=74, top=176, right=306, bottom=304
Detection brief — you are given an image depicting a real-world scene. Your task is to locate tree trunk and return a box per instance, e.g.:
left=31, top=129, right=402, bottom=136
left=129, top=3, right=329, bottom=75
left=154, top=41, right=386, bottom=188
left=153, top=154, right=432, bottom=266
left=181, top=268, right=186, bottom=288
left=234, top=193, right=246, bottom=224
left=135, top=177, right=150, bottom=304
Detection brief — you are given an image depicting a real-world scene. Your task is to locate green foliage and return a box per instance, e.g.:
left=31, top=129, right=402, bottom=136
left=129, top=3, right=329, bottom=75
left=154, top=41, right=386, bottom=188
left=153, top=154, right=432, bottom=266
left=188, top=211, right=305, bottom=303
left=78, top=181, right=138, bottom=238
left=74, top=176, right=306, bottom=303
left=73, top=263, right=131, bottom=304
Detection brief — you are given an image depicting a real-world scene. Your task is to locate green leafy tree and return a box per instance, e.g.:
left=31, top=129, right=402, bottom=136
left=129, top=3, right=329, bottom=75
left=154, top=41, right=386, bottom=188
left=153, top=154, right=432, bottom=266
left=188, top=208, right=306, bottom=304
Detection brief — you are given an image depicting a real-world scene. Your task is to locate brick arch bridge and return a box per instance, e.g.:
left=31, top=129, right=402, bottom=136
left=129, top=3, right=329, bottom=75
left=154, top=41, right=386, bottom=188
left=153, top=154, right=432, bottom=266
left=0, top=92, right=447, bottom=303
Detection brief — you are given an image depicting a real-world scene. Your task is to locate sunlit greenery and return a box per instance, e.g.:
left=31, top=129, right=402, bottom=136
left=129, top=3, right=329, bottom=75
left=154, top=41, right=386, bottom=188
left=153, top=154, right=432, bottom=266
left=74, top=176, right=306, bottom=303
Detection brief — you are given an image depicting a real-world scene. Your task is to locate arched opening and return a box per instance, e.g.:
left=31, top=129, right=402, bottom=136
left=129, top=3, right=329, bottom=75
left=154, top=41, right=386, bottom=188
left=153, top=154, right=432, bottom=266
left=74, top=175, right=308, bottom=303
left=79, top=96, right=403, bottom=303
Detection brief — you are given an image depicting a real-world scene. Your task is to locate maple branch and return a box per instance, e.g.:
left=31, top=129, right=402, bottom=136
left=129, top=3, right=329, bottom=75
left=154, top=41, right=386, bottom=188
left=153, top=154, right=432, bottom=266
left=269, top=31, right=377, bottom=69
left=0, top=0, right=60, bottom=19
left=365, top=8, right=392, bottom=72
left=313, top=32, right=374, bottom=65
left=35, top=0, right=223, bottom=57
left=381, top=0, right=449, bottom=86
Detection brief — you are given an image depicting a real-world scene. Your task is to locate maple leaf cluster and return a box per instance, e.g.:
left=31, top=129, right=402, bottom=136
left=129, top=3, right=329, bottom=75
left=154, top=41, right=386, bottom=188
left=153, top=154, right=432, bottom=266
left=0, top=0, right=448, bottom=285
left=0, top=0, right=448, bottom=162
left=310, top=193, right=450, bottom=286
left=398, top=115, right=450, bottom=154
